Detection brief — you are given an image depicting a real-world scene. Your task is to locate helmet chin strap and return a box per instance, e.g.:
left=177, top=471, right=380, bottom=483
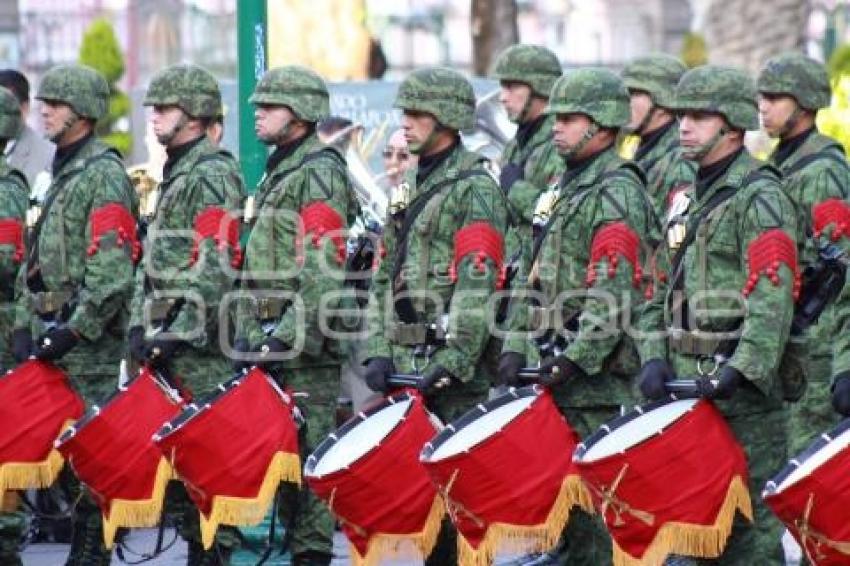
left=50, top=111, right=80, bottom=144
left=158, top=113, right=189, bottom=146
left=561, top=122, right=599, bottom=160
left=270, top=117, right=295, bottom=146
left=513, top=90, right=535, bottom=125
left=776, top=104, right=803, bottom=139
left=682, top=125, right=728, bottom=161
left=409, top=122, right=445, bottom=155
left=630, top=104, right=657, bottom=136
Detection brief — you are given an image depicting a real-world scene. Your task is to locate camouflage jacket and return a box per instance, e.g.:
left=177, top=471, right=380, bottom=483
left=237, top=132, right=359, bottom=365
left=16, top=135, right=137, bottom=373
left=129, top=135, right=245, bottom=349
left=770, top=131, right=850, bottom=378
left=364, top=142, right=510, bottom=383
left=503, top=146, right=657, bottom=407
left=633, top=120, right=696, bottom=222
left=501, top=114, right=565, bottom=278
left=639, top=149, right=800, bottom=415
left=0, top=159, right=28, bottom=301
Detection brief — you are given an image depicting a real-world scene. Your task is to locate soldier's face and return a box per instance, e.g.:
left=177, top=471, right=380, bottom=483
left=401, top=110, right=439, bottom=155
left=758, top=93, right=797, bottom=138
left=499, top=81, right=532, bottom=123
left=628, top=90, right=653, bottom=132
left=254, top=104, right=297, bottom=144
left=678, top=111, right=738, bottom=164
left=552, top=113, right=592, bottom=155
left=40, top=100, right=76, bottom=143
left=150, top=105, right=189, bottom=146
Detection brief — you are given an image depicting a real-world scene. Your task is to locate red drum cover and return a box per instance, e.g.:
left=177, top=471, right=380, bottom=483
left=306, top=391, right=444, bottom=566
left=420, top=386, right=590, bottom=566
left=0, top=361, right=84, bottom=498
left=154, top=367, right=301, bottom=549
left=764, top=418, right=850, bottom=565
left=55, top=367, right=185, bottom=547
left=575, top=399, right=752, bottom=566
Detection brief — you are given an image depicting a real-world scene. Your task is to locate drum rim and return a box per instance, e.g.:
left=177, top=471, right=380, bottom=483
left=152, top=371, right=248, bottom=442
left=763, top=416, right=850, bottom=497
left=56, top=368, right=181, bottom=446
left=304, top=391, right=418, bottom=478
left=574, top=397, right=699, bottom=462
left=420, top=385, right=540, bottom=463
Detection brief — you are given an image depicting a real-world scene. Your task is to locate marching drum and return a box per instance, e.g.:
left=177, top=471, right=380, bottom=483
left=419, top=385, right=589, bottom=566
left=574, top=398, right=752, bottom=566
left=55, top=367, right=185, bottom=547
left=0, top=360, right=84, bottom=498
left=764, top=418, right=850, bottom=565
left=306, top=391, right=443, bottom=566
left=153, top=367, right=301, bottom=549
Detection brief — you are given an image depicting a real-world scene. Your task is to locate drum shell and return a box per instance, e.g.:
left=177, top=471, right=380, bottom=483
left=306, top=393, right=441, bottom=558
left=0, top=361, right=84, bottom=468
left=764, top=420, right=850, bottom=565
left=420, top=387, right=582, bottom=549
left=154, top=368, right=300, bottom=518
left=575, top=399, right=750, bottom=561
left=56, top=369, right=183, bottom=511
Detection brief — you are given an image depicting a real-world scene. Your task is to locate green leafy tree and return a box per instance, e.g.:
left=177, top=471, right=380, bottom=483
left=680, top=32, right=708, bottom=68
left=818, top=44, right=850, bottom=156
left=78, top=18, right=131, bottom=156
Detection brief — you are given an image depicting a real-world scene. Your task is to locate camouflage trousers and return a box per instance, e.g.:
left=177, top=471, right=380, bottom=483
left=787, top=353, right=839, bottom=456
left=276, top=364, right=339, bottom=561
left=58, top=464, right=112, bottom=566
left=0, top=494, right=23, bottom=566
left=164, top=481, right=241, bottom=566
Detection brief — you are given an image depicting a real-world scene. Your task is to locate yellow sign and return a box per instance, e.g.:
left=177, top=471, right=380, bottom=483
left=267, top=0, right=371, bottom=80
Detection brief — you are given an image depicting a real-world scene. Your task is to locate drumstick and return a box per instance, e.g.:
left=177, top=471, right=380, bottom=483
left=386, top=374, right=452, bottom=389
left=665, top=379, right=718, bottom=395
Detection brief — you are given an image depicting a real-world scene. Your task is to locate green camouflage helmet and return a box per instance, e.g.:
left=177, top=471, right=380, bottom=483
left=491, top=44, right=562, bottom=98
left=394, top=67, right=476, bottom=131
left=757, top=51, right=831, bottom=110
left=672, top=65, right=759, bottom=130
left=143, top=64, right=221, bottom=118
left=35, top=64, right=108, bottom=120
left=249, top=65, right=330, bottom=122
left=622, top=53, right=687, bottom=108
left=0, top=87, right=21, bottom=140
left=545, top=68, right=630, bottom=128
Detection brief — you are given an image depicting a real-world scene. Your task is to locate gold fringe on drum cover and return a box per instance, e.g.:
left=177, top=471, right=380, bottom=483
left=198, top=451, right=302, bottom=549
left=99, top=456, right=175, bottom=548
left=611, top=475, right=752, bottom=566
left=457, top=474, right=594, bottom=566
left=0, top=419, right=75, bottom=499
left=348, top=497, right=446, bottom=566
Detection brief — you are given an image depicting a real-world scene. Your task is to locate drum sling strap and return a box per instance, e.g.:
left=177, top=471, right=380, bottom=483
left=390, top=168, right=491, bottom=326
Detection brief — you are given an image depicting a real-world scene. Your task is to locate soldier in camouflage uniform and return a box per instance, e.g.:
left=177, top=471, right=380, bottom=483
left=128, top=64, right=245, bottom=565
left=11, top=63, right=139, bottom=566
left=498, top=68, right=658, bottom=566
left=491, top=44, right=564, bottom=278
left=622, top=53, right=696, bottom=221
left=233, top=65, right=359, bottom=566
left=362, top=67, right=509, bottom=565
left=756, top=52, right=850, bottom=454
left=636, top=66, right=797, bottom=564
left=0, top=87, right=29, bottom=566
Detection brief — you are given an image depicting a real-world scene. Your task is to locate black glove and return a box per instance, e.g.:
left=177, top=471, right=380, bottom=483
left=537, top=355, right=585, bottom=387
left=638, top=359, right=677, bottom=401
left=419, top=364, right=454, bottom=396
left=831, top=371, right=850, bottom=417
left=497, top=351, right=526, bottom=387
left=231, top=338, right=254, bottom=374
left=499, top=163, right=524, bottom=192
left=11, top=328, right=33, bottom=363
left=144, top=336, right=186, bottom=368
left=34, top=327, right=80, bottom=361
left=696, top=365, right=743, bottom=400
left=364, top=357, right=395, bottom=393
left=256, top=337, right=288, bottom=371
left=128, top=325, right=146, bottom=362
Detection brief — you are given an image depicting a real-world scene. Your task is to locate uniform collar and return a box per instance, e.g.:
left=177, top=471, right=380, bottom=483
left=416, top=137, right=459, bottom=186
left=52, top=132, right=93, bottom=176
left=772, top=126, right=815, bottom=167
left=634, top=119, right=675, bottom=163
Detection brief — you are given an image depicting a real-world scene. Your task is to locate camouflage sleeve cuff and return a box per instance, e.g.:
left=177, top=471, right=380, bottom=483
left=67, top=303, right=102, bottom=342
